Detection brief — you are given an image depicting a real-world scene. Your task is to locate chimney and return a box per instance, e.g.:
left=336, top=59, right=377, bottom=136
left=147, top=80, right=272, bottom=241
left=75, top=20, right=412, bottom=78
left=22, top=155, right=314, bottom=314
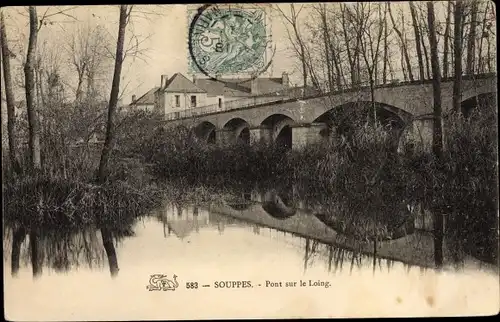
left=282, top=72, right=289, bottom=87
left=161, top=74, right=169, bottom=89
left=192, top=74, right=197, bottom=85
left=131, top=94, right=136, bottom=103
left=250, top=78, right=259, bottom=95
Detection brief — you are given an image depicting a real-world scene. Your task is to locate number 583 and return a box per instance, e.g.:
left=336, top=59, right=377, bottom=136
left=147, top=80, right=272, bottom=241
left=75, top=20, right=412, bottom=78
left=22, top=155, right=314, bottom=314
left=186, top=282, right=198, bottom=289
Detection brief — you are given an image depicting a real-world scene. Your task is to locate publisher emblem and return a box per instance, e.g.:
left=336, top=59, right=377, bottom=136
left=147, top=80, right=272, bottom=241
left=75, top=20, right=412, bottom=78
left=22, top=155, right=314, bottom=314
left=147, top=274, right=179, bottom=291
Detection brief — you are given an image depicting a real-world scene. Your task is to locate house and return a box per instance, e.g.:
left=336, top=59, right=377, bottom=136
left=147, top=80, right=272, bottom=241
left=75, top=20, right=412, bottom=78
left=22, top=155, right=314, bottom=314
left=128, top=87, right=159, bottom=112
left=127, top=72, right=292, bottom=119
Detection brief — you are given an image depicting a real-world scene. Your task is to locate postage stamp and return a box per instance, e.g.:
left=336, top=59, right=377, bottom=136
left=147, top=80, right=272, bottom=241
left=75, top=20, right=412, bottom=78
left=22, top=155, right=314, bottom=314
left=187, top=4, right=273, bottom=78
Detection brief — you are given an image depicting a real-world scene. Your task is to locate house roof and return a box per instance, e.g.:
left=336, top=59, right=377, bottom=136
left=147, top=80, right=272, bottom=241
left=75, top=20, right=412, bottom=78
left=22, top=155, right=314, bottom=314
left=163, top=73, right=206, bottom=93
left=132, top=87, right=159, bottom=105
left=195, top=77, right=286, bottom=97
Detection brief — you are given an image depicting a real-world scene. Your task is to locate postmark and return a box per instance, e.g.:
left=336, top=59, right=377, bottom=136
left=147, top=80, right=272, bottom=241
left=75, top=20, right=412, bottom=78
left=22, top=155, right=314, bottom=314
left=187, top=4, right=274, bottom=80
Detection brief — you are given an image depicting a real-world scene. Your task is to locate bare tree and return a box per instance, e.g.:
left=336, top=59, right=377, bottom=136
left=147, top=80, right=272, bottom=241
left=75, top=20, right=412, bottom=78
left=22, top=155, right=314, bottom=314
left=382, top=3, right=389, bottom=84
left=25, top=6, right=41, bottom=171
left=350, top=3, right=384, bottom=123
left=442, top=1, right=452, bottom=78
left=1, top=11, right=22, bottom=175
left=340, top=3, right=362, bottom=87
left=466, top=0, right=479, bottom=74
left=417, top=6, right=432, bottom=80
left=387, top=3, right=414, bottom=81
left=453, top=1, right=464, bottom=113
left=97, top=5, right=129, bottom=183
left=478, top=1, right=491, bottom=73
left=67, top=24, right=112, bottom=102
left=410, top=2, right=425, bottom=80
left=316, top=4, right=334, bottom=92
left=427, top=1, right=444, bottom=268
left=276, top=4, right=309, bottom=94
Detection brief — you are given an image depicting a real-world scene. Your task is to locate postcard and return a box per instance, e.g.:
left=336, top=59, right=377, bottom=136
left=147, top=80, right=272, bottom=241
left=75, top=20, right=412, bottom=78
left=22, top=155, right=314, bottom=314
left=2, top=2, right=498, bottom=320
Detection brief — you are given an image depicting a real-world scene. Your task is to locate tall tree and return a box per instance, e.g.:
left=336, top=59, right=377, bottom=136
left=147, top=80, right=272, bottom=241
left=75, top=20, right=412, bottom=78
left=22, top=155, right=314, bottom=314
left=354, top=3, right=384, bottom=123
left=101, top=228, right=119, bottom=277
left=410, top=2, right=425, bottom=80
left=382, top=3, right=389, bottom=84
left=453, top=1, right=464, bottom=113
left=427, top=1, right=444, bottom=269
left=316, top=4, right=333, bottom=92
left=1, top=12, right=22, bottom=175
left=276, top=4, right=309, bottom=94
left=97, top=5, right=129, bottom=183
left=387, top=3, right=414, bottom=81
left=340, top=4, right=362, bottom=87
left=466, top=0, right=479, bottom=74
left=25, top=6, right=41, bottom=171
left=442, top=1, right=452, bottom=78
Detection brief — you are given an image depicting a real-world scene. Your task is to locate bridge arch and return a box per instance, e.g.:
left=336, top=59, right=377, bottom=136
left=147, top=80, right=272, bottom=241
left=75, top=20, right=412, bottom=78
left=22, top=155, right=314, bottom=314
left=222, top=118, right=251, bottom=145
left=261, top=114, right=297, bottom=149
left=194, top=121, right=216, bottom=144
left=312, top=101, right=411, bottom=139
left=459, top=92, right=496, bottom=118
left=261, top=190, right=297, bottom=219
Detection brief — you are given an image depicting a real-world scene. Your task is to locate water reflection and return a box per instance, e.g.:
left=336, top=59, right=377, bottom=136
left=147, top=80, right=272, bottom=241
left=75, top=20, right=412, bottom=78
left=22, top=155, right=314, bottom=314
left=5, top=224, right=138, bottom=279
left=4, top=184, right=497, bottom=283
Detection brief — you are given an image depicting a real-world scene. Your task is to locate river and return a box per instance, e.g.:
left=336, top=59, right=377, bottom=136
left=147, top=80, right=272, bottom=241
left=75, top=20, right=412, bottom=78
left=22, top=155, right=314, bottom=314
left=3, top=184, right=499, bottom=319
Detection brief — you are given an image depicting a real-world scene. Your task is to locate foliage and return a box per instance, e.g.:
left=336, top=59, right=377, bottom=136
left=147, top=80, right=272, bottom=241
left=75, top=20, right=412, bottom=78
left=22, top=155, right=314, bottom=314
left=3, top=172, right=164, bottom=230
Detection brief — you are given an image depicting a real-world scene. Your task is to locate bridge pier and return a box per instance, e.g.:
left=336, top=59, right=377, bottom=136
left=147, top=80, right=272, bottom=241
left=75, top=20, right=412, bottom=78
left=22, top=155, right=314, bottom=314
left=215, top=129, right=234, bottom=146
left=249, top=126, right=272, bottom=145
left=398, top=116, right=435, bottom=154
left=291, top=123, right=328, bottom=150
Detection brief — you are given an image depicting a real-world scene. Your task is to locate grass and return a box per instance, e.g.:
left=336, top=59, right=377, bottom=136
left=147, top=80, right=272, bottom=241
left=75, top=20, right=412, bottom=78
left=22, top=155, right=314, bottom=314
left=3, top=172, right=164, bottom=230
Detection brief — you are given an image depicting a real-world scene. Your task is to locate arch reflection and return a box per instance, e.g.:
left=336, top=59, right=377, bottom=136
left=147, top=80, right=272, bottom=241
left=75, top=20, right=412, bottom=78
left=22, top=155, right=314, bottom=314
left=261, top=189, right=297, bottom=219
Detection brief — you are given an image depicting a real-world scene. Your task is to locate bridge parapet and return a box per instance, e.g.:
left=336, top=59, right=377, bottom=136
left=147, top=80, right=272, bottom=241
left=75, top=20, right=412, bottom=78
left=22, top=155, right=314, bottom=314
left=164, top=95, right=292, bottom=121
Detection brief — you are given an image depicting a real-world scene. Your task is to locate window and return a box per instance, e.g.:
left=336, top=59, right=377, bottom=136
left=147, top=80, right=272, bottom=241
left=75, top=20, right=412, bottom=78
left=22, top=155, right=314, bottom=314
left=218, top=98, right=222, bottom=109
left=190, top=95, right=197, bottom=108
left=174, top=112, right=180, bottom=119
left=175, top=95, right=180, bottom=107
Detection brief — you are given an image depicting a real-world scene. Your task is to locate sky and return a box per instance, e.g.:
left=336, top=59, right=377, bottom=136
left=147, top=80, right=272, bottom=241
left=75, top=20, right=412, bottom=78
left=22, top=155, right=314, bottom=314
left=1, top=4, right=302, bottom=104
left=1, top=3, right=496, bottom=105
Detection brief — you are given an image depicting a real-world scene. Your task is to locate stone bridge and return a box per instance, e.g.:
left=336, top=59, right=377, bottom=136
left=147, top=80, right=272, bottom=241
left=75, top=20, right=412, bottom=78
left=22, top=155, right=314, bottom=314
left=162, top=74, right=497, bottom=150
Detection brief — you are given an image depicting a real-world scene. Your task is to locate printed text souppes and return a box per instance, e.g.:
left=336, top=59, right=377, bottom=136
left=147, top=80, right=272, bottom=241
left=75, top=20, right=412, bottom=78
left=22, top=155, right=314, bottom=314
left=214, top=281, right=252, bottom=288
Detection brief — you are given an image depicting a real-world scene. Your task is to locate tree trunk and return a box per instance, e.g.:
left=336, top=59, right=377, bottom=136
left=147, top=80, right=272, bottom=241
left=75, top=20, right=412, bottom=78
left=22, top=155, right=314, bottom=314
left=30, top=230, right=43, bottom=277
left=428, top=2, right=444, bottom=268
left=101, top=228, right=119, bottom=277
left=388, top=3, right=414, bottom=81
left=442, top=1, right=452, bottom=78
left=478, top=1, right=490, bottom=73
left=382, top=3, right=388, bottom=84
left=340, top=5, right=356, bottom=87
left=1, top=12, right=22, bottom=175
left=75, top=74, right=85, bottom=102
left=466, top=0, right=478, bottom=74
left=453, top=1, right=464, bottom=114
left=25, top=6, right=41, bottom=171
left=97, top=5, right=128, bottom=183
left=11, top=227, right=26, bottom=276
left=420, top=23, right=431, bottom=80
left=410, top=2, right=425, bottom=81
left=320, top=5, right=333, bottom=93
left=427, top=1, right=444, bottom=161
